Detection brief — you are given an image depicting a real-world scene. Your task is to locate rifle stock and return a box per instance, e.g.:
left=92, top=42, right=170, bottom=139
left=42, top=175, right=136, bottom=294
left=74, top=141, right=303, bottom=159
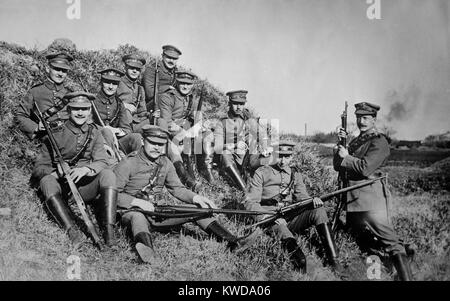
left=34, top=101, right=103, bottom=249
left=151, top=59, right=160, bottom=125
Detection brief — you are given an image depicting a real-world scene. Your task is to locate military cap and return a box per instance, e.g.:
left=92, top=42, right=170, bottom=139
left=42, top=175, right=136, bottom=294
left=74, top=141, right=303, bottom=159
left=273, top=140, right=296, bottom=156
left=226, top=90, right=248, bottom=104
left=354, top=102, right=380, bottom=116
left=64, top=91, right=95, bottom=108
left=98, top=68, right=124, bottom=83
left=122, top=54, right=146, bottom=69
left=142, top=124, right=169, bottom=144
left=46, top=52, right=73, bottom=70
left=162, top=45, right=182, bottom=59
left=176, top=71, right=197, bottom=84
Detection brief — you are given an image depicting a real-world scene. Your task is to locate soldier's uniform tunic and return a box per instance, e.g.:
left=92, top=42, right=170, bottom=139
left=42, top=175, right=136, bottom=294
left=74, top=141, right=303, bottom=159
left=158, top=88, right=200, bottom=161
left=93, top=90, right=142, bottom=155
left=114, top=148, right=216, bottom=235
left=16, top=79, right=73, bottom=139
left=141, top=61, right=177, bottom=110
left=116, top=75, right=149, bottom=133
left=245, top=164, right=328, bottom=240
left=213, top=110, right=267, bottom=169
left=333, top=128, right=405, bottom=255
left=32, top=119, right=115, bottom=201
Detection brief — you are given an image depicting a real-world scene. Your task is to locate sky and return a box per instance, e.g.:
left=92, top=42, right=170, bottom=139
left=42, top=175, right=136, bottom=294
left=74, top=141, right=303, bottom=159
left=0, top=0, right=449, bottom=139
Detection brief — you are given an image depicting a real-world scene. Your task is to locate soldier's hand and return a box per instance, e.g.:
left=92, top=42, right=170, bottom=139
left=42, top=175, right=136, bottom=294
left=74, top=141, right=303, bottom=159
left=123, top=103, right=137, bottom=114
left=169, top=122, right=181, bottom=133
left=337, top=145, right=349, bottom=158
left=152, top=109, right=161, bottom=119
left=274, top=218, right=287, bottom=226
left=236, top=141, right=247, bottom=151
left=131, top=198, right=155, bottom=212
left=337, top=127, right=348, bottom=140
left=37, top=121, right=45, bottom=131
left=193, top=195, right=218, bottom=209
left=69, top=167, right=91, bottom=183
left=312, top=197, right=324, bottom=208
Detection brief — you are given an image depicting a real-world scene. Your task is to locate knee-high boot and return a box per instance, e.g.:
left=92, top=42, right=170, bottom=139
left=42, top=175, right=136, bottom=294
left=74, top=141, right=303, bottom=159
left=173, top=161, right=201, bottom=192
left=391, top=253, right=413, bottom=281
left=100, top=187, right=118, bottom=247
left=316, top=223, right=339, bottom=266
left=44, top=194, right=83, bottom=248
left=282, top=237, right=307, bottom=273
left=225, top=165, right=247, bottom=191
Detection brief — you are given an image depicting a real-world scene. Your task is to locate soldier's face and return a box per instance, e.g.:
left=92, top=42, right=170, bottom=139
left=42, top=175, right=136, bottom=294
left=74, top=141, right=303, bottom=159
left=143, top=139, right=166, bottom=159
left=48, top=66, right=68, bottom=84
left=102, top=80, right=119, bottom=96
left=356, top=114, right=376, bottom=132
left=68, top=107, right=91, bottom=126
left=178, top=83, right=193, bottom=95
left=125, top=66, right=141, bottom=80
left=230, top=103, right=245, bottom=115
left=277, top=154, right=293, bottom=168
left=162, top=54, right=178, bottom=69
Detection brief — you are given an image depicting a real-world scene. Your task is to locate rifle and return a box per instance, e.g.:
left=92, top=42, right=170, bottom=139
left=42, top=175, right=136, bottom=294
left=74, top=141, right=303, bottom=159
left=151, top=59, right=160, bottom=125
left=77, top=76, right=123, bottom=162
left=119, top=204, right=273, bottom=225
left=34, top=101, right=103, bottom=249
left=331, top=101, right=348, bottom=233
left=246, top=176, right=386, bottom=230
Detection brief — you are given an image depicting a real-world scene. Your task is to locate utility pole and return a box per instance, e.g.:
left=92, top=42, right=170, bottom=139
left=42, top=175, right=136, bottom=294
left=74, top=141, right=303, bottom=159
left=304, top=123, right=307, bottom=141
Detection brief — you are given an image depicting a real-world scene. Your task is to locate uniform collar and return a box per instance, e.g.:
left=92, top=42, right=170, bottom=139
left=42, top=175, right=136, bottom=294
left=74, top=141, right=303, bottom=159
left=227, top=110, right=244, bottom=120
left=359, top=128, right=378, bottom=138
left=98, top=90, right=116, bottom=104
left=271, top=163, right=291, bottom=174
left=66, top=119, right=89, bottom=134
left=160, top=61, right=176, bottom=75
left=121, top=75, right=137, bottom=88
left=44, top=78, right=65, bottom=91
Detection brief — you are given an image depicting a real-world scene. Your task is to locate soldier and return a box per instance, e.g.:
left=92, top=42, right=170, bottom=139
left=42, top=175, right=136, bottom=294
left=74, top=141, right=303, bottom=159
left=211, top=90, right=270, bottom=191
left=141, top=45, right=181, bottom=114
left=16, top=52, right=74, bottom=140
left=116, top=54, right=150, bottom=133
left=245, top=140, right=339, bottom=273
left=93, top=68, right=142, bottom=159
left=31, top=92, right=118, bottom=248
left=114, top=124, right=256, bottom=263
left=333, top=102, right=413, bottom=281
left=157, top=71, right=203, bottom=192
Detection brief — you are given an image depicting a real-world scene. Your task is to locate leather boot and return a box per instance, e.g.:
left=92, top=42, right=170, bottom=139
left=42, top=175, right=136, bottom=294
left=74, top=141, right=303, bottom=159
left=316, top=223, right=339, bottom=267
left=134, top=232, right=158, bottom=263
left=391, top=253, right=413, bottom=281
left=282, top=237, right=307, bottom=273
left=225, top=165, right=247, bottom=191
left=173, top=161, right=201, bottom=192
left=202, top=152, right=215, bottom=183
left=100, top=187, right=118, bottom=247
left=45, top=194, right=83, bottom=248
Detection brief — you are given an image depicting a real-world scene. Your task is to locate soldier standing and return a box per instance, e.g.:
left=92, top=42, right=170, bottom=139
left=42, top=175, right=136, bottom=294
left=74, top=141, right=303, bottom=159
left=116, top=54, right=149, bottom=133
left=157, top=71, right=203, bottom=192
left=334, top=102, right=413, bottom=281
left=16, top=52, right=74, bottom=140
left=93, top=68, right=142, bottom=158
left=245, top=141, right=339, bottom=273
left=31, top=92, right=118, bottom=248
left=114, top=124, right=256, bottom=263
left=141, top=45, right=181, bottom=114
left=211, top=90, right=269, bottom=191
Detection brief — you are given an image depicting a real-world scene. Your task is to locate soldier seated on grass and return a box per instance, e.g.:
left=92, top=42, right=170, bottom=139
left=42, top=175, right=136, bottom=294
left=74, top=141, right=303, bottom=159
left=31, top=92, right=118, bottom=249
left=113, top=124, right=258, bottom=263
left=244, top=140, right=340, bottom=273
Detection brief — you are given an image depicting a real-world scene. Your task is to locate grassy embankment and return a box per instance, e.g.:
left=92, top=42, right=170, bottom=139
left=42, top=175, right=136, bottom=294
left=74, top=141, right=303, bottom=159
left=0, top=42, right=448, bottom=280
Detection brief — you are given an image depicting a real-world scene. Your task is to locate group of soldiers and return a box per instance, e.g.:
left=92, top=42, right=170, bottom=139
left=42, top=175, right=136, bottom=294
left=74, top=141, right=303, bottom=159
left=15, top=44, right=413, bottom=280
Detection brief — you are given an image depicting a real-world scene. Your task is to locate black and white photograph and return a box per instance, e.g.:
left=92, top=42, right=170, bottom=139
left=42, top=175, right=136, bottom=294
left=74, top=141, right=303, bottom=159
left=0, top=0, right=448, bottom=286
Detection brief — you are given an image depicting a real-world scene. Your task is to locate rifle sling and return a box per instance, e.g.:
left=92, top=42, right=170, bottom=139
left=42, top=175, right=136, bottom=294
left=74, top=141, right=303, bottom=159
left=67, top=124, right=94, bottom=166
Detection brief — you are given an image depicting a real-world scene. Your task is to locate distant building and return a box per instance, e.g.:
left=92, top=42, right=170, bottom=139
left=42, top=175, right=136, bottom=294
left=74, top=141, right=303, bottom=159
left=392, top=140, right=422, bottom=149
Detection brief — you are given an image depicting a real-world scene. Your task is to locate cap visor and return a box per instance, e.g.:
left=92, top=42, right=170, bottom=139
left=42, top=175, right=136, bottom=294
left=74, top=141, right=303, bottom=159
left=146, top=137, right=167, bottom=144
left=50, top=62, right=71, bottom=70
left=102, top=75, right=121, bottom=82
left=126, top=62, right=143, bottom=69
